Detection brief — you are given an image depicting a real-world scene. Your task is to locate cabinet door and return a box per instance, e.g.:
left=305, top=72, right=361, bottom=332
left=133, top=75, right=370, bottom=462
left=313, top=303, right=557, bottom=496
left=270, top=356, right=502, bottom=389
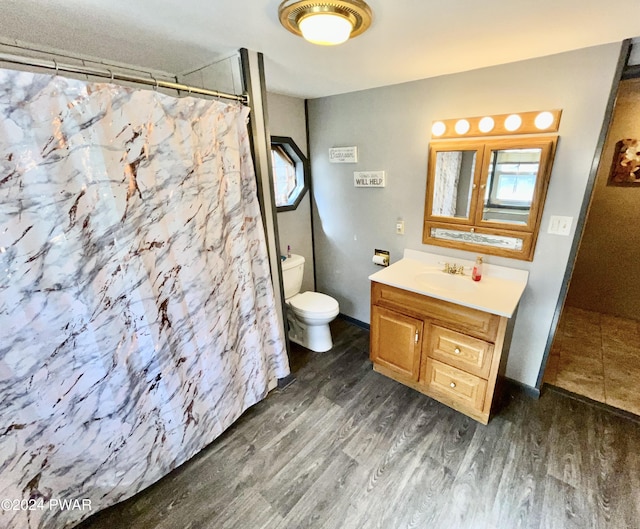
left=475, top=137, right=557, bottom=232
left=371, top=306, right=423, bottom=381
left=424, top=141, right=484, bottom=225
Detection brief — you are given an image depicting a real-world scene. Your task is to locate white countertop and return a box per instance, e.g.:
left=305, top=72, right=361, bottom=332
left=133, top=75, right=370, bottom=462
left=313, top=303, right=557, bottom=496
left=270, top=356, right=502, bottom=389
left=369, top=249, right=528, bottom=318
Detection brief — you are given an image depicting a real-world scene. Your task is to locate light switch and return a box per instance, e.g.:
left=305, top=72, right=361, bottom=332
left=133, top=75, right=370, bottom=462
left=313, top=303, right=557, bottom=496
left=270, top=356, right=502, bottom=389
left=548, top=215, right=573, bottom=236
left=396, top=220, right=405, bottom=235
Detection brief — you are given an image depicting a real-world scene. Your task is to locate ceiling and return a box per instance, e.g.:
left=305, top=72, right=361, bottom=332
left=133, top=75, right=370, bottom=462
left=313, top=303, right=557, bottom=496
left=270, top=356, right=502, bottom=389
left=0, top=0, right=639, bottom=99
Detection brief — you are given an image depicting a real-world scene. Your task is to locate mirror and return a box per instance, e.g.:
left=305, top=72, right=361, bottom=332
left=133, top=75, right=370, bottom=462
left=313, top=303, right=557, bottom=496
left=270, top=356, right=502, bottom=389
left=431, top=150, right=477, bottom=219
left=423, top=136, right=557, bottom=261
left=481, top=147, right=542, bottom=225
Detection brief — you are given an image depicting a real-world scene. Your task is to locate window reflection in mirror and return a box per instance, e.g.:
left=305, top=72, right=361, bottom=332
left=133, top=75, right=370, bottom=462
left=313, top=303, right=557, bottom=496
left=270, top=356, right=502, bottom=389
left=482, top=148, right=542, bottom=225
left=432, top=150, right=477, bottom=219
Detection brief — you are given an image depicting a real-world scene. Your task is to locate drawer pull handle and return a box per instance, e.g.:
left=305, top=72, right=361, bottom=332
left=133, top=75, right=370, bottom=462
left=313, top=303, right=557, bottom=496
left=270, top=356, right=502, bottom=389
left=454, top=347, right=461, bottom=355
left=450, top=382, right=456, bottom=388
left=415, top=330, right=419, bottom=344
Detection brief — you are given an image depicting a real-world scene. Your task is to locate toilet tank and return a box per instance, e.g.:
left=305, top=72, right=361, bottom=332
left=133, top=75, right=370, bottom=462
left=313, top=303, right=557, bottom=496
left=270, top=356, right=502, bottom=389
left=281, top=254, right=305, bottom=299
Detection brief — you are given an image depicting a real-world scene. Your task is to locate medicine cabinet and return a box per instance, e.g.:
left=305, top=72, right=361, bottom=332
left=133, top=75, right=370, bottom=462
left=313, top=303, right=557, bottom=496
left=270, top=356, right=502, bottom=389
left=423, top=135, right=558, bottom=260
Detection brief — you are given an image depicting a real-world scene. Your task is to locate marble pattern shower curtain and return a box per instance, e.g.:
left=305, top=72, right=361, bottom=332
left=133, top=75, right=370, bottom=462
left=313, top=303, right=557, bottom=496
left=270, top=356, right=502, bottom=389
left=0, top=70, right=289, bottom=529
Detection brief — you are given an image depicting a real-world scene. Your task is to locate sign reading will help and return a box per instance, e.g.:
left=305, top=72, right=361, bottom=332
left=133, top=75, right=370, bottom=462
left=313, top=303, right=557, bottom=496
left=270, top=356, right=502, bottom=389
left=354, top=171, right=386, bottom=187
left=329, top=146, right=358, bottom=163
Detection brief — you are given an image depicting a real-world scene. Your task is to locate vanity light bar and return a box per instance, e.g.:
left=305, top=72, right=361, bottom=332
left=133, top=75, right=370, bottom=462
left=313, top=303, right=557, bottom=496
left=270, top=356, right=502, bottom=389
left=431, top=109, right=562, bottom=139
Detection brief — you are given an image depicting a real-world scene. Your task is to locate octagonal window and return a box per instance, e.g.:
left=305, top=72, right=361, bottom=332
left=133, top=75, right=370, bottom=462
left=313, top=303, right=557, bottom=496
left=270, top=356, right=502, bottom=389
left=271, top=136, right=309, bottom=212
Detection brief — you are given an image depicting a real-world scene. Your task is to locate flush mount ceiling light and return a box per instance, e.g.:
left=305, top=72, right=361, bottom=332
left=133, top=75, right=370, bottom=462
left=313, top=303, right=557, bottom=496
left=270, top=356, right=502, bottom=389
left=278, top=0, right=373, bottom=46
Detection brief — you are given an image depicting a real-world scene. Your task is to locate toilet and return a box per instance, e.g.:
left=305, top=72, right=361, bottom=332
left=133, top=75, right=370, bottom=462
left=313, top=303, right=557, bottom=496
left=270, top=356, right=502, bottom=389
left=281, top=254, right=339, bottom=352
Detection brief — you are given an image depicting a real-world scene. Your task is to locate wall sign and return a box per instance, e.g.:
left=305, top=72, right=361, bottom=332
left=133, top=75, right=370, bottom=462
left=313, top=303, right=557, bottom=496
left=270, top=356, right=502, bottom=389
left=329, top=146, right=358, bottom=163
left=354, top=171, right=386, bottom=187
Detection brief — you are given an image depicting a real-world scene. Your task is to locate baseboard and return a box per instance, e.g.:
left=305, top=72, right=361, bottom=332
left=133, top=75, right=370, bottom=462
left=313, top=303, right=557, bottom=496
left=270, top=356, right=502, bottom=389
left=503, top=376, right=540, bottom=399
left=338, top=313, right=370, bottom=330
left=277, top=374, right=296, bottom=389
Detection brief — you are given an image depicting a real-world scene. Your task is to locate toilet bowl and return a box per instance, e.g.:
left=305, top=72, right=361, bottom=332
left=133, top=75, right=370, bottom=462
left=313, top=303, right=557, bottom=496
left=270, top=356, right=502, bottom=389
left=281, top=254, right=339, bottom=352
left=286, top=291, right=340, bottom=352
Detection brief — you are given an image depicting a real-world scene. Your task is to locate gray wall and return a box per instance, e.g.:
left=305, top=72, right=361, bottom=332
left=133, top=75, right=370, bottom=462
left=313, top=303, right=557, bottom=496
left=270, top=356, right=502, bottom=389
left=267, top=92, right=315, bottom=293
left=179, top=54, right=243, bottom=96
left=566, top=77, right=640, bottom=320
left=307, top=43, right=622, bottom=387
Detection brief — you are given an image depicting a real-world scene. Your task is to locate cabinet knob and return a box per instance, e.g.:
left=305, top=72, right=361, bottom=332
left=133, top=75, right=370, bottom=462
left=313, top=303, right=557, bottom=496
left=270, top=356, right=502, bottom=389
left=454, top=347, right=461, bottom=355
left=450, top=382, right=456, bottom=388
left=470, top=228, right=475, bottom=233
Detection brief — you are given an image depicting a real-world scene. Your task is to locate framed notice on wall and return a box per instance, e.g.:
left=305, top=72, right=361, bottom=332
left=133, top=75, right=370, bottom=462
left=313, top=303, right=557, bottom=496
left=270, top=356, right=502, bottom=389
left=329, top=146, right=358, bottom=163
left=354, top=171, right=385, bottom=187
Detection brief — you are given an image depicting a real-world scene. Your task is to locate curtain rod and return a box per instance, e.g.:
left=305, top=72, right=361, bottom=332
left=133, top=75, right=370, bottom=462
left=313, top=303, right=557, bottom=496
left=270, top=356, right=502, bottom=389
left=0, top=52, right=249, bottom=105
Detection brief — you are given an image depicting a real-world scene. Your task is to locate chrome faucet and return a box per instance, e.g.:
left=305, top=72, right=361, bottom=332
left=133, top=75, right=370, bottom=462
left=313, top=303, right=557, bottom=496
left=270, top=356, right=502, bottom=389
left=443, top=262, right=465, bottom=275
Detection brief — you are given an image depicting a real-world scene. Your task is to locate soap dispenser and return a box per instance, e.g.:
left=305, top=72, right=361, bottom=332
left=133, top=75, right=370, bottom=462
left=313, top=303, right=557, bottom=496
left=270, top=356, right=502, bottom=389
left=472, top=256, right=483, bottom=282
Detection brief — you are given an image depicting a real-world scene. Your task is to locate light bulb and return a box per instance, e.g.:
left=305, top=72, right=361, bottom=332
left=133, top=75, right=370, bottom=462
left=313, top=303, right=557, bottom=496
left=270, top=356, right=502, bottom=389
left=504, top=114, right=522, bottom=131
left=478, top=116, right=495, bottom=133
left=299, top=13, right=353, bottom=45
left=432, top=121, right=446, bottom=137
left=455, top=119, right=470, bottom=135
left=535, top=111, right=554, bottom=130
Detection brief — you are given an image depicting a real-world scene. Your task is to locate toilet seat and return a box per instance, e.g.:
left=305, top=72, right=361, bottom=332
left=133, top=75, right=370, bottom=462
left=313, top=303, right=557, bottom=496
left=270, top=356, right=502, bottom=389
left=287, top=291, right=339, bottom=319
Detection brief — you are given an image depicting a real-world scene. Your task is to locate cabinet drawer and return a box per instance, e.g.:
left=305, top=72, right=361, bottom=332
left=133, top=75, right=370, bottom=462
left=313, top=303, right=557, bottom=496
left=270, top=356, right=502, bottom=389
left=371, top=282, right=499, bottom=341
left=424, top=358, right=487, bottom=413
left=428, top=325, right=494, bottom=378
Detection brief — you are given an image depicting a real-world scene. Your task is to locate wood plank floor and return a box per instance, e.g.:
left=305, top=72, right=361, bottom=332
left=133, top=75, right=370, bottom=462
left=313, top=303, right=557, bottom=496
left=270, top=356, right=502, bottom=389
left=78, top=318, right=640, bottom=529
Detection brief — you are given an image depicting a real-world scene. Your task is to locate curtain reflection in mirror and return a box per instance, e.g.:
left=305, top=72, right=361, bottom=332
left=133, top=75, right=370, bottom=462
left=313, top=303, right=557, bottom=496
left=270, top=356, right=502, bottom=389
left=432, top=151, right=476, bottom=218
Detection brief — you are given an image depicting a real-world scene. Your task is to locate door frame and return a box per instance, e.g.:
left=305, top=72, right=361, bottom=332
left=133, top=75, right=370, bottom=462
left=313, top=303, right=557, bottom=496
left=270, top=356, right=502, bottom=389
left=535, top=39, right=634, bottom=390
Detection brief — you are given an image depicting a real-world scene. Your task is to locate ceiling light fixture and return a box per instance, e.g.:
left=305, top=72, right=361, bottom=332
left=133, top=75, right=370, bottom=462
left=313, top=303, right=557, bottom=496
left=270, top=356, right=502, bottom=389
left=278, top=0, right=373, bottom=46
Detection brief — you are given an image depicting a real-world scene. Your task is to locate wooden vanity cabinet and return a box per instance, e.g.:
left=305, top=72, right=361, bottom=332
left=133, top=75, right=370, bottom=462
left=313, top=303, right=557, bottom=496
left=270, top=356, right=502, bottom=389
left=370, top=281, right=509, bottom=424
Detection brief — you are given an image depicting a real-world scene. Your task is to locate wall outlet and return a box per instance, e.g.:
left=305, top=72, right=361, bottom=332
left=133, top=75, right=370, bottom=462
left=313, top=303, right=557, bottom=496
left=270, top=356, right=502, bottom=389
left=396, top=220, right=405, bottom=235
left=548, top=215, right=573, bottom=236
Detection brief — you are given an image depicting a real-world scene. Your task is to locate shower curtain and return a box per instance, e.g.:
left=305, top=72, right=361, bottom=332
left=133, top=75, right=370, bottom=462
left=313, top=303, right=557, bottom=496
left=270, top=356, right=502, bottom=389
left=0, top=69, right=289, bottom=529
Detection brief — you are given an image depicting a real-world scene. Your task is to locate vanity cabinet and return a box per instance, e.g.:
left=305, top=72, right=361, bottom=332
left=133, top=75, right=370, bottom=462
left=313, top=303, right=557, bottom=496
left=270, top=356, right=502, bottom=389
left=370, top=281, right=509, bottom=424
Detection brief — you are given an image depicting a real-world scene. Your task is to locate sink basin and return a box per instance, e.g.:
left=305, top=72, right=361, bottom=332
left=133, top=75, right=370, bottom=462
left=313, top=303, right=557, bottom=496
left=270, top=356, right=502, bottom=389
left=415, top=271, right=477, bottom=294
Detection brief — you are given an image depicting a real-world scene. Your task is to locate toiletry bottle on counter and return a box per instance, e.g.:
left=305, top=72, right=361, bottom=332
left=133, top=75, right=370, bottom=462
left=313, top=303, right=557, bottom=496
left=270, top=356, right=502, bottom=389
left=472, top=256, right=483, bottom=282
left=287, top=245, right=292, bottom=258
